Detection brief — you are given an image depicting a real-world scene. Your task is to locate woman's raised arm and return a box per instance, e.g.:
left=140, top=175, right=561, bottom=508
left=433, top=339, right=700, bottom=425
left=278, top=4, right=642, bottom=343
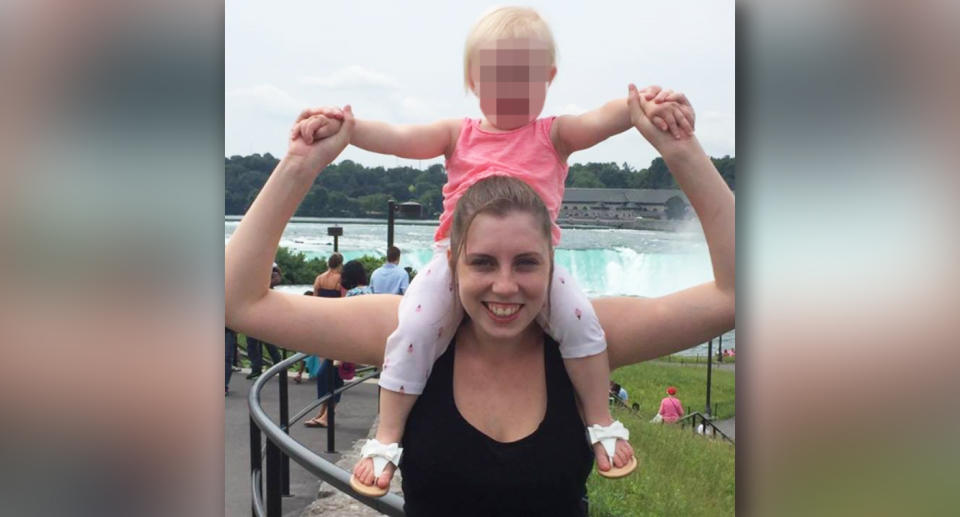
left=225, top=106, right=399, bottom=366
left=602, top=85, right=735, bottom=369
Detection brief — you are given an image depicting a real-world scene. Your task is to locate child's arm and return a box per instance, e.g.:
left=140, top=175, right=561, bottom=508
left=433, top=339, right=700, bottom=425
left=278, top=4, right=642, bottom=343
left=353, top=118, right=461, bottom=159
left=551, top=87, right=694, bottom=160
left=294, top=106, right=460, bottom=160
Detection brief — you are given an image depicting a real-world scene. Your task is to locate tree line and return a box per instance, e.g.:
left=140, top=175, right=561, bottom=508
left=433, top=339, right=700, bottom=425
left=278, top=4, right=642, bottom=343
left=226, top=154, right=735, bottom=217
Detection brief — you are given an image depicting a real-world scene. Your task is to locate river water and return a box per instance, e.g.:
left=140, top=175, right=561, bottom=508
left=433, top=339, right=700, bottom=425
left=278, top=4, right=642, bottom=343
left=225, top=217, right=735, bottom=356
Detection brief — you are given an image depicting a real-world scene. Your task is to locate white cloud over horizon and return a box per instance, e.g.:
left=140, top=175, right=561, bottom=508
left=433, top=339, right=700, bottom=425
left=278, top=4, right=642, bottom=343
left=226, top=1, right=735, bottom=169
left=302, top=65, right=402, bottom=90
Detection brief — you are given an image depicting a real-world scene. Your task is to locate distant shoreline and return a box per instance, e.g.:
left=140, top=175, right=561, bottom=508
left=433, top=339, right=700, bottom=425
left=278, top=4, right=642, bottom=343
left=226, top=215, right=699, bottom=232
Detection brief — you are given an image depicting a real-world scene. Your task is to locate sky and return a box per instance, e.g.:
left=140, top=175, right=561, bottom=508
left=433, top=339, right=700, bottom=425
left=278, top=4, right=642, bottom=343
left=226, top=1, right=735, bottom=170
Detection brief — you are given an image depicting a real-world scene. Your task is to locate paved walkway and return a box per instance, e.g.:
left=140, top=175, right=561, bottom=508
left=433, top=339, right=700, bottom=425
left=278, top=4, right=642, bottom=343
left=225, top=368, right=383, bottom=517
left=714, top=417, right=736, bottom=441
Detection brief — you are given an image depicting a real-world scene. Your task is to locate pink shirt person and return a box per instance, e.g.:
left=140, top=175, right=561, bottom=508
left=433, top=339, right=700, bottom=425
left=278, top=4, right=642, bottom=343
left=658, top=386, right=685, bottom=423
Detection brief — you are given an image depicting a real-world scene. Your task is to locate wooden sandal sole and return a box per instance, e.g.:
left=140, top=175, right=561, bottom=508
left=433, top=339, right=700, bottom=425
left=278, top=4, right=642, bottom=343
left=350, top=474, right=389, bottom=497
left=597, top=455, right=638, bottom=479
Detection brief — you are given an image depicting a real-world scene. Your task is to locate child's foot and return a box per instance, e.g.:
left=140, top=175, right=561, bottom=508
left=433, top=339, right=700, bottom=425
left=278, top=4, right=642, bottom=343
left=349, top=439, right=402, bottom=497
left=588, top=421, right=638, bottom=478
left=593, top=437, right=634, bottom=472
left=352, top=456, right=396, bottom=490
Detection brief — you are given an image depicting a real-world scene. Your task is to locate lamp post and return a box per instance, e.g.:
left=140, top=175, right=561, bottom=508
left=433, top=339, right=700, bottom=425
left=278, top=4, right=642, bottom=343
left=386, top=200, right=423, bottom=251
left=327, top=226, right=342, bottom=252
left=387, top=200, right=396, bottom=250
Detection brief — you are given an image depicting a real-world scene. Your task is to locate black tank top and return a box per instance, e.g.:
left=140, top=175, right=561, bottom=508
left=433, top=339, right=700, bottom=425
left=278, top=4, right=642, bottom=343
left=400, top=335, right=592, bottom=517
left=315, top=288, right=341, bottom=298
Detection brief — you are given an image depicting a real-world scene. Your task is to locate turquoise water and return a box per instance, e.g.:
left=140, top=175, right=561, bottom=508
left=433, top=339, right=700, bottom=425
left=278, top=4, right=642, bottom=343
left=225, top=218, right=734, bottom=355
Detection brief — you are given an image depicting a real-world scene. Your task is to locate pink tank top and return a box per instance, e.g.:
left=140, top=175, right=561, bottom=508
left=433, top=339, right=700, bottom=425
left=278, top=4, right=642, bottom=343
left=435, top=117, right=568, bottom=245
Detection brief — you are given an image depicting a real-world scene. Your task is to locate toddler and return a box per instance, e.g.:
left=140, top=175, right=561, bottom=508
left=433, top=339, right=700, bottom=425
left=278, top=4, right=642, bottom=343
left=296, top=6, right=694, bottom=496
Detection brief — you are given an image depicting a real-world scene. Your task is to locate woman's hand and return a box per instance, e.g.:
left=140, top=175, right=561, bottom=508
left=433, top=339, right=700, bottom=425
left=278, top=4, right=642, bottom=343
left=637, top=85, right=696, bottom=139
left=628, top=84, right=694, bottom=156
left=286, top=105, right=354, bottom=175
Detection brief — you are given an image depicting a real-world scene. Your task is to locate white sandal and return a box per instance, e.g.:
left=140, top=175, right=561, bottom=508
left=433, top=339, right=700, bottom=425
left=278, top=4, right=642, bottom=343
left=349, top=439, right=403, bottom=497
left=587, top=420, right=638, bottom=478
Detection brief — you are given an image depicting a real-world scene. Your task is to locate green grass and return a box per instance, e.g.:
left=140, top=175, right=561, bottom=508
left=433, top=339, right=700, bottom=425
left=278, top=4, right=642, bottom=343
left=587, top=361, right=736, bottom=516
left=587, top=407, right=735, bottom=516
left=662, top=353, right=735, bottom=364
left=612, top=361, right=736, bottom=419
left=610, top=362, right=736, bottom=420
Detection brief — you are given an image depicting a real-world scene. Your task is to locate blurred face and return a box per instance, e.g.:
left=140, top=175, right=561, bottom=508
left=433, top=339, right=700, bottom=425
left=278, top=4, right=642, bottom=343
left=470, top=37, right=556, bottom=130
left=456, top=211, right=551, bottom=341
left=270, top=268, right=281, bottom=288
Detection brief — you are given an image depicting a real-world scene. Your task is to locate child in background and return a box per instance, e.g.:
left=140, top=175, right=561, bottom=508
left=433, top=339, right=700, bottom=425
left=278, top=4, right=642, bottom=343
left=293, top=6, right=695, bottom=496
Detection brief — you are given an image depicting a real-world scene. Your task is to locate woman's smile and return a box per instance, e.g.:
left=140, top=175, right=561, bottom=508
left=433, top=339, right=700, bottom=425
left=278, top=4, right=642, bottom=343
left=483, top=301, right=524, bottom=322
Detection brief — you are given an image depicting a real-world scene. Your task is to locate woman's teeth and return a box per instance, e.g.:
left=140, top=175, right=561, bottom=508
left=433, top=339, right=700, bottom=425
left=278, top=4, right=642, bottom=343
left=486, top=303, right=520, bottom=317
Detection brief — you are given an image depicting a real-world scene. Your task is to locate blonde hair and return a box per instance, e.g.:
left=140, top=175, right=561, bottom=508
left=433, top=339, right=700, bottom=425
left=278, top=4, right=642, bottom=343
left=463, top=6, right=557, bottom=91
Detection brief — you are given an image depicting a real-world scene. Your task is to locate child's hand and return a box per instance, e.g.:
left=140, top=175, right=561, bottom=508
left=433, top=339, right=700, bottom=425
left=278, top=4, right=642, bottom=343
left=287, top=105, right=353, bottom=172
left=291, top=111, right=344, bottom=145
left=636, top=85, right=695, bottom=140
left=629, top=84, right=692, bottom=153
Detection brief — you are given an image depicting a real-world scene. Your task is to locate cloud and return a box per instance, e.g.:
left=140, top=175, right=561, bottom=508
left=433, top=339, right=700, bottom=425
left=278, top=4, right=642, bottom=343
left=555, top=103, right=587, bottom=115
left=395, top=94, right=451, bottom=121
left=226, top=84, right=302, bottom=118
left=302, top=65, right=400, bottom=90
left=693, top=110, right=736, bottom=157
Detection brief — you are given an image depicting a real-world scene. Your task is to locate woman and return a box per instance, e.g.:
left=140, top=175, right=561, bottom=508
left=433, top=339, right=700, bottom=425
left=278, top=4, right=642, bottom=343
left=304, top=259, right=368, bottom=427
left=657, top=386, right=685, bottom=424
left=313, top=252, right=344, bottom=298
left=226, top=85, right=734, bottom=514
left=340, top=259, right=373, bottom=297
left=302, top=253, right=344, bottom=385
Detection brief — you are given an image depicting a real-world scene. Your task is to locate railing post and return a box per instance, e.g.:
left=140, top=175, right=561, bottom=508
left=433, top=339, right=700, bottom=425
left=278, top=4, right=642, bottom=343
left=249, top=416, right=261, bottom=517
left=266, top=439, right=282, bottom=516
left=326, top=361, right=337, bottom=453
left=278, top=350, right=290, bottom=496
left=705, top=339, right=714, bottom=417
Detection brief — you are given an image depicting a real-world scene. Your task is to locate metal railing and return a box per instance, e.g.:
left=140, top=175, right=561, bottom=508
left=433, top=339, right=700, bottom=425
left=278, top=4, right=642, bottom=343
left=248, top=352, right=405, bottom=516
left=677, top=411, right=735, bottom=445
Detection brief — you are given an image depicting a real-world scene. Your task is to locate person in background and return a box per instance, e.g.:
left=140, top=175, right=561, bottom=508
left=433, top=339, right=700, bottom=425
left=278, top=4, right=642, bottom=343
left=658, top=386, right=685, bottom=423
left=246, top=263, right=284, bottom=380
left=609, top=381, right=628, bottom=404
left=313, top=252, right=344, bottom=298
left=304, top=260, right=369, bottom=428
left=370, top=246, right=409, bottom=295
left=302, top=256, right=343, bottom=388
left=293, top=290, right=314, bottom=384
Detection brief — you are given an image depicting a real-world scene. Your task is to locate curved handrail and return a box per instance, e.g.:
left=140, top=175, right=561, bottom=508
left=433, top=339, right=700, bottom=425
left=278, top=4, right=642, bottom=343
left=249, top=352, right=405, bottom=516
left=251, top=470, right=264, bottom=517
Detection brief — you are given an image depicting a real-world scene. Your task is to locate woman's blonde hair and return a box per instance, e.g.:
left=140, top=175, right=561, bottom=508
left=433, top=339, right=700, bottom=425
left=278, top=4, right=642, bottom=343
left=463, top=6, right=557, bottom=91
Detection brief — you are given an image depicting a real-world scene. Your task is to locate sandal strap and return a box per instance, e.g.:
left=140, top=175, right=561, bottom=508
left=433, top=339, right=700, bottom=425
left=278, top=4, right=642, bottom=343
left=587, top=420, right=629, bottom=460
left=360, top=439, right=403, bottom=477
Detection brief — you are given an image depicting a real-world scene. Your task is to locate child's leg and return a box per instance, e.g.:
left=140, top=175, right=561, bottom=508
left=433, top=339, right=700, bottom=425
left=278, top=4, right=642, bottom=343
left=542, top=265, right=635, bottom=472
left=354, top=246, right=462, bottom=490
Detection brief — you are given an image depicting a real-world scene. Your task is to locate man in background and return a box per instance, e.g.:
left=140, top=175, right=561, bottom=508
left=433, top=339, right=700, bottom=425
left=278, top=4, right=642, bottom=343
left=370, top=246, right=409, bottom=295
